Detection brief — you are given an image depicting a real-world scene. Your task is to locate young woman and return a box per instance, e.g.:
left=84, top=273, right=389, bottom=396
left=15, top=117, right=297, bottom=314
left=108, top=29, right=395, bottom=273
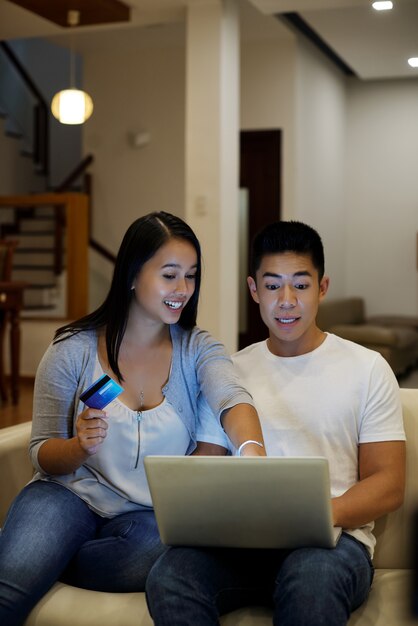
left=0, top=212, right=265, bottom=626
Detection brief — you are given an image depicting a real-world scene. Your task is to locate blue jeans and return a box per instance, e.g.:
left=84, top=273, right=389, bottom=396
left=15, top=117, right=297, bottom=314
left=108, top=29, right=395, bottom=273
left=0, top=480, right=165, bottom=626
left=146, top=533, right=374, bottom=626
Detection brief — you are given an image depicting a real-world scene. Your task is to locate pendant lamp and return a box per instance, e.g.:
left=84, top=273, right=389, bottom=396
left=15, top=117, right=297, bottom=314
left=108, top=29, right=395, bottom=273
left=51, top=10, right=93, bottom=125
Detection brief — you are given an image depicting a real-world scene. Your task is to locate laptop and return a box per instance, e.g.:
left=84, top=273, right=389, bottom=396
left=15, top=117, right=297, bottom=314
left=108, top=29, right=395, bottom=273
left=144, top=456, right=342, bottom=550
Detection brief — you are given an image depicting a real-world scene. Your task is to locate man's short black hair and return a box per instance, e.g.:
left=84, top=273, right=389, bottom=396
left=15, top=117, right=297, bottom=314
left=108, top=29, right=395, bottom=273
left=250, top=220, right=325, bottom=281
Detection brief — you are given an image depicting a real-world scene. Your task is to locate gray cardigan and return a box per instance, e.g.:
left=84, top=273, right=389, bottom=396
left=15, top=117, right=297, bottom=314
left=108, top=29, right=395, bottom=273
left=30, top=324, right=253, bottom=482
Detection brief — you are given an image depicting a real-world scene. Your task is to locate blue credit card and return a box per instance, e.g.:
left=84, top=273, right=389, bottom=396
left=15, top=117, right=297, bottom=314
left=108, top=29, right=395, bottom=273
left=80, top=374, right=124, bottom=409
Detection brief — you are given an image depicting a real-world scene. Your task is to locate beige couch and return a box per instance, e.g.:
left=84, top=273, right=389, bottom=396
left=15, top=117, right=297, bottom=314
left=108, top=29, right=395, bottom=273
left=317, top=297, right=418, bottom=376
left=1, top=389, right=418, bottom=626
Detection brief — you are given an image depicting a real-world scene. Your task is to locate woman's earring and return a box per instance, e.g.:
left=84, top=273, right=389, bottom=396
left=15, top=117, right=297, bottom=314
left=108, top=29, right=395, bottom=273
left=131, top=285, right=135, bottom=291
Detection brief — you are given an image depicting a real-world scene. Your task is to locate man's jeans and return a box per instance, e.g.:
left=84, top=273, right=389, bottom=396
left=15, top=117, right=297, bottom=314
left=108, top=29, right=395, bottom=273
left=146, top=533, right=374, bottom=626
left=0, top=480, right=165, bottom=626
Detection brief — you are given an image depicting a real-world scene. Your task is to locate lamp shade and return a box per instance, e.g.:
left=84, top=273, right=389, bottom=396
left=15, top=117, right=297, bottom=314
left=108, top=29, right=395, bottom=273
left=51, top=89, right=93, bottom=124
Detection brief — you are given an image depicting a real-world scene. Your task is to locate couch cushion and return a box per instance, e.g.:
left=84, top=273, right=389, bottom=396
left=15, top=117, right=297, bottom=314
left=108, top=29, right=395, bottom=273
left=25, top=582, right=154, bottom=626
left=347, top=569, right=415, bottom=626
left=23, top=571, right=416, bottom=626
left=218, top=570, right=416, bottom=625
left=198, top=570, right=417, bottom=626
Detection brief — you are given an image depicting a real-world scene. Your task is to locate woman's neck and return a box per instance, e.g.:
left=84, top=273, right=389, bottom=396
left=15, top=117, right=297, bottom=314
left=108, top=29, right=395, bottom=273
left=123, top=316, right=171, bottom=350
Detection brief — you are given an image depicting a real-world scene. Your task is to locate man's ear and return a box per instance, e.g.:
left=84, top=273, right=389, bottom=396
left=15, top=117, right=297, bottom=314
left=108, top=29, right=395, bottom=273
left=319, top=276, right=330, bottom=301
left=247, top=276, right=260, bottom=304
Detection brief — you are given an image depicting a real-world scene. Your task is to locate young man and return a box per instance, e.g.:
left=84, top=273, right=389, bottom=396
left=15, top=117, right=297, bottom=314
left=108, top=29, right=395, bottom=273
left=146, top=220, right=406, bottom=626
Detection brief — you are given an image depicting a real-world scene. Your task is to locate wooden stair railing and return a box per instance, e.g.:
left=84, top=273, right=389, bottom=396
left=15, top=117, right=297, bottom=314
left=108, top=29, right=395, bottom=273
left=53, top=154, right=94, bottom=277
left=54, top=154, right=116, bottom=266
left=55, top=155, right=94, bottom=193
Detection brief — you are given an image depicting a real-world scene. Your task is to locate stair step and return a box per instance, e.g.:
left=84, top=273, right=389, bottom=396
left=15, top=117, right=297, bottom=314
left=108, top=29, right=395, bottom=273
left=0, top=208, right=17, bottom=229
left=14, top=247, right=54, bottom=253
left=22, top=305, right=67, bottom=319
left=16, top=229, right=54, bottom=236
left=14, top=263, right=54, bottom=269
left=15, top=251, right=55, bottom=265
left=22, top=275, right=67, bottom=317
left=8, top=233, right=55, bottom=247
left=13, top=268, right=56, bottom=283
left=8, top=231, right=54, bottom=245
left=23, top=286, right=59, bottom=308
left=34, top=206, right=56, bottom=218
left=20, top=148, right=34, bottom=158
left=20, top=218, right=55, bottom=233
left=23, top=304, right=57, bottom=311
left=25, top=283, right=57, bottom=290
left=4, top=116, right=22, bottom=138
left=4, top=128, right=22, bottom=139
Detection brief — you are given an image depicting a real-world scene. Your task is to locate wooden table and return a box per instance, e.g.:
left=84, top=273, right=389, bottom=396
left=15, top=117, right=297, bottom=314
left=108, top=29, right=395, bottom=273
left=0, top=282, right=27, bottom=405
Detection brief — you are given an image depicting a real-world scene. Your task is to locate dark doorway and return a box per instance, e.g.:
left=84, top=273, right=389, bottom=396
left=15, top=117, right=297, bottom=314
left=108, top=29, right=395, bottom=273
left=239, top=129, right=281, bottom=349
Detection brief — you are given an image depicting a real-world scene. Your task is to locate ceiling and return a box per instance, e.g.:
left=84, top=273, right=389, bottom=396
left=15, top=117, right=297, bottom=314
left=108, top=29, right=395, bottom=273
left=5, top=0, right=131, bottom=27
left=253, top=0, right=418, bottom=80
left=1, top=0, right=417, bottom=81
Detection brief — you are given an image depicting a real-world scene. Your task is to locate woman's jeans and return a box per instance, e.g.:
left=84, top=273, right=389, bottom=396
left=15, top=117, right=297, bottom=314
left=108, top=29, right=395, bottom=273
left=0, top=480, right=165, bottom=626
left=146, top=533, right=374, bottom=626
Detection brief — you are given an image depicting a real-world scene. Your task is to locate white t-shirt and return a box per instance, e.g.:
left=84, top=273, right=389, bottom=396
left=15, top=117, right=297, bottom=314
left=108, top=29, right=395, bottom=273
left=197, top=333, right=405, bottom=556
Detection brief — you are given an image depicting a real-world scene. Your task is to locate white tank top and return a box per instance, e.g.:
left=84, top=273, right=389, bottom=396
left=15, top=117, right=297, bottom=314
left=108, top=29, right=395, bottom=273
left=69, top=358, right=190, bottom=514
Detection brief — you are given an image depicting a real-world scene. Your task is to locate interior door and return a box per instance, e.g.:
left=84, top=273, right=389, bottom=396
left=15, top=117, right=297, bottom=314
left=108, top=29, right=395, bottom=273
left=239, top=129, right=282, bottom=349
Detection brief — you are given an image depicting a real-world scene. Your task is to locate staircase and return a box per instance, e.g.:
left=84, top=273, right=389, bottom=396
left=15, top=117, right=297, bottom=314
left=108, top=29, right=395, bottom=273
left=0, top=193, right=89, bottom=321
left=0, top=205, right=67, bottom=316
left=0, top=42, right=105, bottom=321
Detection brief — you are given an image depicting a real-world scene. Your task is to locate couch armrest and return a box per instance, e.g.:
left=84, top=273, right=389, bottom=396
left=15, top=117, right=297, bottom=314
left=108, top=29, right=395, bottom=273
left=330, top=324, right=418, bottom=349
left=373, top=389, right=418, bottom=569
left=368, top=315, right=418, bottom=331
left=0, top=422, right=33, bottom=526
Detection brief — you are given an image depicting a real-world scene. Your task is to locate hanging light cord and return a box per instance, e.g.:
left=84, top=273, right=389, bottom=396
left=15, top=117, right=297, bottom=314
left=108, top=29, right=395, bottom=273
left=67, top=10, right=80, bottom=89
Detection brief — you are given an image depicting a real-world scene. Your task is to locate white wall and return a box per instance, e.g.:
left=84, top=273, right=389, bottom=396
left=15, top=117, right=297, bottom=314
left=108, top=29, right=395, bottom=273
left=240, top=36, right=296, bottom=216
left=345, top=78, right=418, bottom=316
left=83, top=24, right=186, bottom=261
left=241, top=29, right=348, bottom=300
left=294, top=37, right=348, bottom=298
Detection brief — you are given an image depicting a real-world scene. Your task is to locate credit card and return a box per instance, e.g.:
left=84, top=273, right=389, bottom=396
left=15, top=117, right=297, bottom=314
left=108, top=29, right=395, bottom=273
left=80, top=374, right=124, bottom=409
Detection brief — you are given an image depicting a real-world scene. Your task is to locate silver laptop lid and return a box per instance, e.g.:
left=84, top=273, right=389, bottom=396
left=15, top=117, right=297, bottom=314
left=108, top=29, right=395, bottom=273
left=144, top=456, right=340, bottom=550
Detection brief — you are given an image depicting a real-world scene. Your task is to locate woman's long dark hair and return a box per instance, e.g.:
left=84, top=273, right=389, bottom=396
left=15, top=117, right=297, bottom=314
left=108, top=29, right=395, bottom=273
left=54, top=211, right=202, bottom=381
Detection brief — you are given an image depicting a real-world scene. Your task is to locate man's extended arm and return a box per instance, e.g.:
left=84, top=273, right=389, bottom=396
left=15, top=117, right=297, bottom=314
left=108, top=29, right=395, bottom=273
left=332, top=440, right=406, bottom=529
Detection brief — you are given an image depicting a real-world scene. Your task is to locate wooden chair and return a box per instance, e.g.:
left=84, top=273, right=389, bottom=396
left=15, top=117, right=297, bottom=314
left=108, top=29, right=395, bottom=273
left=0, top=239, right=17, bottom=280
left=0, top=240, right=18, bottom=401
